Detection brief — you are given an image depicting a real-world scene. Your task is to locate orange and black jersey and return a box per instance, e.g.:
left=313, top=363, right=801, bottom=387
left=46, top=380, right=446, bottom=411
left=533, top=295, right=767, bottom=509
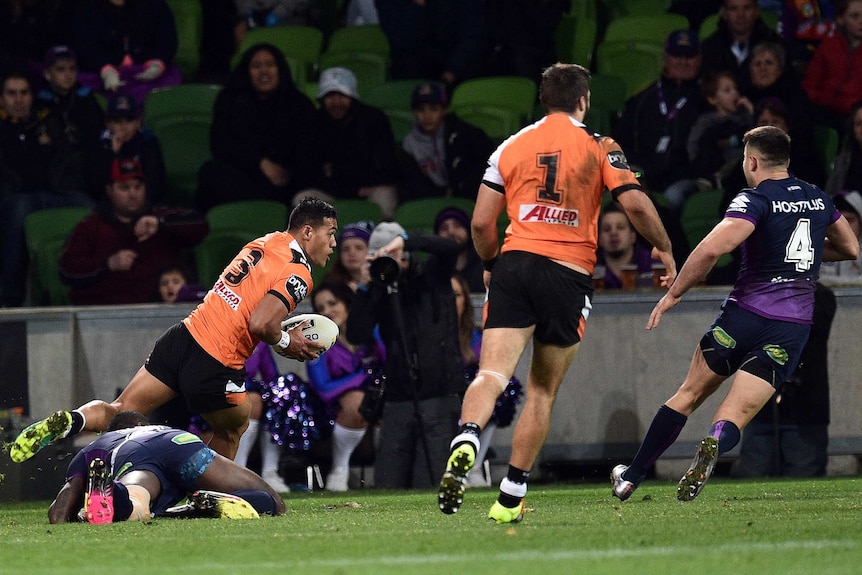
left=184, top=232, right=313, bottom=369
left=482, top=113, right=641, bottom=272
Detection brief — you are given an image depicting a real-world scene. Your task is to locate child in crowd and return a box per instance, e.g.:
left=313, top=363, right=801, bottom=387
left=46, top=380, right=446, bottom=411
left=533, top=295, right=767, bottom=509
left=156, top=264, right=206, bottom=303
left=687, top=71, right=753, bottom=192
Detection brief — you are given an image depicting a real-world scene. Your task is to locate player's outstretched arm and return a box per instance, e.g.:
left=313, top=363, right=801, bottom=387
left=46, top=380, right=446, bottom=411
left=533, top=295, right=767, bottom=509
left=617, top=189, right=677, bottom=285
left=49, top=478, right=85, bottom=524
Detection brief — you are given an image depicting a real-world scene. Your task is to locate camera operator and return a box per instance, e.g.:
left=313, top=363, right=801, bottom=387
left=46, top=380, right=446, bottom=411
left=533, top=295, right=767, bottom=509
left=346, top=221, right=465, bottom=488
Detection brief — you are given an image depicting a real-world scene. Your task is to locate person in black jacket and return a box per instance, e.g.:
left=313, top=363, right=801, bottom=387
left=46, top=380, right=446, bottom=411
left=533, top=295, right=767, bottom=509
left=297, top=67, right=399, bottom=219
left=0, top=70, right=93, bottom=307
left=346, top=221, right=465, bottom=489
left=86, top=93, right=167, bottom=203
left=196, top=42, right=316, bottom=212
left=399, top=82, right=494, bottom=202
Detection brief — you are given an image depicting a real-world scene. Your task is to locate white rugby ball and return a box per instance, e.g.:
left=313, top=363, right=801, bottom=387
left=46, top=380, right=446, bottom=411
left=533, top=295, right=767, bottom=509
left=280, top=313, right=339, bottom=353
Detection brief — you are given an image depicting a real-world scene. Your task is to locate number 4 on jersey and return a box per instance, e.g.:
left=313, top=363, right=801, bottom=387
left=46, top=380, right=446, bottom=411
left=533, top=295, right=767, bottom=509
left=785, top=218, right=814, bottom=272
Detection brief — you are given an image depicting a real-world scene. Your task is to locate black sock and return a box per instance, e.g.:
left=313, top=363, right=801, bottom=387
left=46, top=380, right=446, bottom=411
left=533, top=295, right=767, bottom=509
left=498, top=465, right=530, bottom=507
left=112, top=482, right=133, bottom=522
left=458, top=422, right=481, bottom=438
left=710, top=420, right=741, bottom=454
left=624, top=405, right=687, bottom=484
left=233, top=489, right=278, bottom=515
left=69, top=410, right=85, bottom=436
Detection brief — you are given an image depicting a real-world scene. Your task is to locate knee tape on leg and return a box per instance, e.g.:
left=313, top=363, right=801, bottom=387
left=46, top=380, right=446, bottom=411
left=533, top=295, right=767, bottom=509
left=477, top=370, right=509, bottom=387
left=125, top=484, right=152, bottom=522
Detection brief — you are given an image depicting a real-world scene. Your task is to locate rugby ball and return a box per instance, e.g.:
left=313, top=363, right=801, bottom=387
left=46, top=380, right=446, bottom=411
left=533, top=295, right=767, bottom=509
left=280, top=313, right=339, bottom=353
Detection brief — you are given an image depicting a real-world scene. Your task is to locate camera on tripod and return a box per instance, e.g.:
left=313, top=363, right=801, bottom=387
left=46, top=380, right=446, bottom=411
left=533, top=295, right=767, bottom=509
left=369, top=254, right=401, bottom=285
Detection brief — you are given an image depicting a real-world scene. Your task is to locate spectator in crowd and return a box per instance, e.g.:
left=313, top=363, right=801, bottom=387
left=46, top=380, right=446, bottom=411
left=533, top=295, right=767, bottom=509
left=820, top=190, right=862, bottom=283
left=156, top=263, right=207, bottom=304
left=345, top=0, right=379, bottom=25
left=376, top=0, right=485, bottom=89
left=299, top=67, right=399, bottom=219
left=35, top=45, right=105, bottom=160
left=0, top=70, right=92, bottom=307
left=450, top=273, right=522, bottom=487
left=346, top=222, right=465, bottom=489
left=613, top=30, right=709, bottom=211
left=59, top=158, right=209, bottom=305
left=48, top=411, right=285, bottom=524
left=670, top=0, right=723, bottom=31
left=197, top=43, right=315, bottom=212
left=87, top=93, right=167, bottom=202
left=826, top=101, right=862, bottom=196
left=322, top=220, right=374, bottom=292
left=233, top=341, right=292, bottom=494
left=482, top=0, right=570, bottom=86
left=778, top=0, right=837, bottom=69
left=700, top=0, right=785, bottom=88
left=68, top=0, right=182, bottom=105
left=740, top=41, right=814, bottom=137
left=722, top=97, right=826, bottom=206
left=802, top=0, right=862, bottom=137
left=433, top=205, right=484, bottom=293
left=399, top=82, right=494, bottom=202
left=735, top=282, right=837, bottom=477
left=233, top=1, right=317, bottom=47
left=596, top=204, right=663, bottom=290
left=686, top=70, right=753, bottom=194
left=307, top=281, right=387, bottom=491
left=0, top=0, right=73, bottom=71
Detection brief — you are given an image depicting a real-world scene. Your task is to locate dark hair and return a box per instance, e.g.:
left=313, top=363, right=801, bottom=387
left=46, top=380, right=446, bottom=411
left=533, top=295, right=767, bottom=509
left=311, top=280, right=355, bottom=312
left=288, top=197, right=337, bottom=233
left=227, top=42, right=297, bottom=94
left=157, top=263, right=196, bottom=284
left=452, top=274, right=477, bottom=366
left=700, top=70, right=735, bottom=100
left=750, top=42, right=786, bottom=72
left=754, top=96, right=791, bottom=130
left=539, top=63, right=590, bottom=114
left=107, top=411, right=149, bottom=431
left=743, top=125, right=791, bottom=167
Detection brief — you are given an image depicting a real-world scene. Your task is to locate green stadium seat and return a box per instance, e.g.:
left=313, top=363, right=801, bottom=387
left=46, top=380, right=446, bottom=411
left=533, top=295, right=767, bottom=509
left=25, top=207, right=92, bottom=306
left=144, top=84, right=222, bottom=208
left=165, top=0, right=203, bottom=81
left=394, top=197, right=476, bottom=236
left=331, top=199, right=383, bottom=227
left=205, top=200, right=289, bottom=237
left=324, top=24, right=390, bottom=59
left=554, top=0, right=598, bottom=68
left=813, top=124, right=839, bottom=173
left=602, top=14, right=691, bottom=45
left=604, top=0, right=674, bottom=19
left=450, top=76, right=537, bottom=126
left=584, top=73, right=628, bottom=134
left=234, top=25, right=325, bottom=82
left=699, top=10, right=779, bottom=40
left=317, top=50, right=389, bottom=95
left=595, top=41, right=664, bottom=99
left=363, top=80, right=424, bottom=113
left=194, top=230, right=250, bottom=288
left=449, top=105, right=521, bottom=143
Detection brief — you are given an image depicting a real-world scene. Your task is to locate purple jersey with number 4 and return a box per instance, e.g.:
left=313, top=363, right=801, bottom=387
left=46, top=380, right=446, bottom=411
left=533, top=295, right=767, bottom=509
left=724, top=177, right=840, bottom=324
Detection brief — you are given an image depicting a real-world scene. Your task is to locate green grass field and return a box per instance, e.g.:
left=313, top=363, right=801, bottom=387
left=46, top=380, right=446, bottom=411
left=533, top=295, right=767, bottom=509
left=0, top=477, right=859, bottom=575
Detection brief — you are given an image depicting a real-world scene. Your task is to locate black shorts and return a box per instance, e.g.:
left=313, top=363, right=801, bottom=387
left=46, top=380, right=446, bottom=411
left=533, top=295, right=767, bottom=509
left=700, top=301, right=810, bottom=385
left=484, top=250, right=593, bottom=346
left=145, top=323, right=247, bottom=414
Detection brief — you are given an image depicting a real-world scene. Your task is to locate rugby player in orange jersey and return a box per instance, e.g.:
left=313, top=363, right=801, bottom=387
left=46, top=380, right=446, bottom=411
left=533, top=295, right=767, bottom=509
left=11, top=198, right=337, bottom=462
left=437, top=62, right=678, bottom=523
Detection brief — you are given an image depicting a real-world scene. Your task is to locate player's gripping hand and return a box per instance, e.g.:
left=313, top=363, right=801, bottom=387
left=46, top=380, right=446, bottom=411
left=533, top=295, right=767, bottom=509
left=272, top=320, right=326, bottom=361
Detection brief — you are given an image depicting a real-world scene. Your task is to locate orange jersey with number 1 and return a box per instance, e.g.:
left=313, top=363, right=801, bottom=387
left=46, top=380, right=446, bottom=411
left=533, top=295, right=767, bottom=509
left=483, top=113, right=641, bottom=272
left=183, top=232, right=313, bottom=369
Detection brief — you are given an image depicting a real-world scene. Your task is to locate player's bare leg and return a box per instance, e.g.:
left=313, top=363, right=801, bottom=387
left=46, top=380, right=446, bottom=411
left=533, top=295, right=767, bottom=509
left=10, top=366, right=176, bottom=463
left=438, top=326, right=530, bottom=515
left=201, top=401, right=252, bottom=460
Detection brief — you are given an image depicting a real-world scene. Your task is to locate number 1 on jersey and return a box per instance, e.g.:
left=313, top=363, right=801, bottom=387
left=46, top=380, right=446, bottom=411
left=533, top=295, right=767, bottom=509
left=537, top=152, right=562, bottom=203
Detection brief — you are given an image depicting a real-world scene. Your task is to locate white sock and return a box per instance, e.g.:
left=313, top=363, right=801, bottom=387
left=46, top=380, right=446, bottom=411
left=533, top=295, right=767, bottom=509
left=259, top=432, right=282, bottom=476
left=234, top=419, right=259, bottom=468
left=331, top=423, right=366, bottom=471
left=500, top=477, right=528, bottom=498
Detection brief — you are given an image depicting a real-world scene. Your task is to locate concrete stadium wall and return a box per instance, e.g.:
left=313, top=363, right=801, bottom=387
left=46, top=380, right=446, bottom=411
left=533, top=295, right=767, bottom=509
left=1, top=286, right=860, bottom=487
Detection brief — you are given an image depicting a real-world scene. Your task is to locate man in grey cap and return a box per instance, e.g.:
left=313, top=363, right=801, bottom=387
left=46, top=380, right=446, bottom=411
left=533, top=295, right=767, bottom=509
left=296, top=67, right=399, bottom=219
left=346, top=220, right=465, bottom=489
